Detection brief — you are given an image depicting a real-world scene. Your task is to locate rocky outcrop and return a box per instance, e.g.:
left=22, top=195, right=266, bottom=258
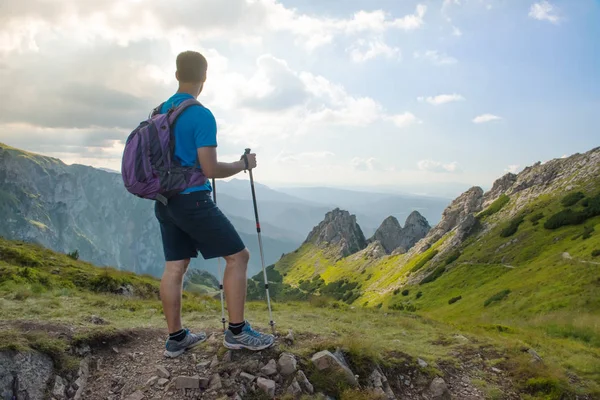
left=413, top=186, right=484, bottom=253
left=305, top=208, right=367, bottom=257
left=0, top=350, right=54, bottom=400
left=482, top=173, right=517, bottom=207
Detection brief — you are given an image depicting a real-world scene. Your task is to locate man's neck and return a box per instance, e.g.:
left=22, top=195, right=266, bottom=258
left=176, top=83, right=201, bottom=98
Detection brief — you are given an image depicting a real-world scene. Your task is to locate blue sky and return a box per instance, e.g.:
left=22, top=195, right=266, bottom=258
left=0, top=0, right=598, bottom=197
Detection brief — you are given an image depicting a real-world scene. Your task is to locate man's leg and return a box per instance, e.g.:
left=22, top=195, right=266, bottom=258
left=223, top=249, right=250, bottom=324
left=160, top=259, right=190, bottom=333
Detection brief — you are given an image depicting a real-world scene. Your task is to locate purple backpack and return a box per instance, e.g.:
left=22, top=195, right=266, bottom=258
left=121, top=98, right=207, bottom=205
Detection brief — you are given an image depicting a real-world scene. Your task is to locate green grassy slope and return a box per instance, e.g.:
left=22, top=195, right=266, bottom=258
left=3, top=236, right=599, bottom=399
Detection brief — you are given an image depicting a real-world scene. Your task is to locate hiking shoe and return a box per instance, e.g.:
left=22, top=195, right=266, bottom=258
left=223, top=321, right=275, bottom=351
left=164, top=329, right=207, bottom=358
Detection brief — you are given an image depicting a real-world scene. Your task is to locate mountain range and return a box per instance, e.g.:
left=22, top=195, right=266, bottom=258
left=0, top=142, right=446, bottom=278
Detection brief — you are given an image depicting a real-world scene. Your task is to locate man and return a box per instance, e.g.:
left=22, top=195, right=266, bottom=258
left=154, top=50, right=275, bottom=358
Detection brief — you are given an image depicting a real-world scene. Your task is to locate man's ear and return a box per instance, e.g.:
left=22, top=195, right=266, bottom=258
left=175, top=70, right=179, bottom=81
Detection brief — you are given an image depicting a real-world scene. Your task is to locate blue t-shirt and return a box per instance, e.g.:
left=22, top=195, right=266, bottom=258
left=160, top=93, right=216, bottom=193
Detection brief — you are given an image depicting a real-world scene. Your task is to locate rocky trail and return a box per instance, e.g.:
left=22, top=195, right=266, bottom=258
left=16, top=322, right=528, bottom=400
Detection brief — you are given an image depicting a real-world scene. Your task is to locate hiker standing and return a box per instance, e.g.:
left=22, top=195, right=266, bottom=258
left=152, top=51, right=275, bottom=357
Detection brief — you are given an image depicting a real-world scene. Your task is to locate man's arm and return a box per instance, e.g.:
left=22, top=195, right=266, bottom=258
left=197, top=147, right=256, bottom=179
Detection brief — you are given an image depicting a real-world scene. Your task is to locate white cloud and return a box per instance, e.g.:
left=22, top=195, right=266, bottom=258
left=352, top=157, right=382, bottom=171
left=418, top=160, right=459, bottom=173
left=505, top=165, right=521, bottom=174
left=385, top=112, right=421, bottom=129
left=414, top=50, right=457, bottom=65
left=276, top=151, right=335, bottom=164
left=347, top=39, right=400, bottom=63
left=473, top=114, right=502, bottom=123
left=528, top=1, right=560, bottom=24
left=418, top=93, right=465, bottom=105
left=452, top=26, right=462, bottom=36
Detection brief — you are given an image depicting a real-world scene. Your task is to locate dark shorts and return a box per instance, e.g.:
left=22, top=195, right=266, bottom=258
left=154, top=190, right=246, bottom=261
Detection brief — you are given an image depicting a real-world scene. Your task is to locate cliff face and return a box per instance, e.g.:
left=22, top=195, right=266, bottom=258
left=0, top=143, right=163, bottom=276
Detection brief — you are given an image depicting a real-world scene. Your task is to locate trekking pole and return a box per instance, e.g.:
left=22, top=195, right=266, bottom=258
left=244, top=148, right=275, bottom=334
left=212, top=178, right=227, bottom=333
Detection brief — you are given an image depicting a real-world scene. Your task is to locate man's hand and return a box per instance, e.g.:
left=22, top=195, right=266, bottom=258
left=242, top=152, right=257, bottom=170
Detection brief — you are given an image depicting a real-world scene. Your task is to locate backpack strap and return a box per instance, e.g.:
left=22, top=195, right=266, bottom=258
left=166, top=98, right=205, bottom=170
left=149, top=102, right=166, bottom=118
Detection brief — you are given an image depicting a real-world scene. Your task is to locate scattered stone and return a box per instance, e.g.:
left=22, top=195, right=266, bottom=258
left=240, top=372, right=256, bottom=383
left=257, top=377, right=276, bottom=398
left=261, top=359, right=278, bottom=376
left=417, top=358, right=428, bottom=368
left=278, top=353, right=297, bottom=376
left=528, top=348, right=543, bottom=363
left=430, top=377, right=451, bottom=400
left=197, top=360, right=211, bottom=369
left=209, top=373, right=223, bottom=390
left=89, top=315, right=108, bottom=325
left=311, top=350, right=358, bottom=387
left=199, top=377, right=210, bottom=389
left=52, top=376, right=66, bottom=399
left=286, top=378, right=302, bottom=397
left=562, top=252, right=572, bottom=260
left=222, top=351, right=232, bottom=363
left=96, top=357, right=103, bottom=371
left=241, top=359, right=260, bottom=374
left=156, top=365, right=170, bottom=379
left=175, top=375, right=200, bottom=389
left=296, top=370, right=314, bottom=394
left=157, top=378, right=169, bottom=387
left=145, top=376, right=159, bottom=387
left=75, top=344, right=91, bottom=356
left=491, top=367, right=502, bottom=374
left=124, top=391, right=145, bottom=400
left=233, top=394, right=243, bottom=400
left=210, top=355, right=219, bottom=368
left=284, top=330, right=295, bottom=345
left=112, top=347, right=119, bottom=354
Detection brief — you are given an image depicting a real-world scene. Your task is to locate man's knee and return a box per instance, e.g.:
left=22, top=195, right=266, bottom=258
left=164, top=259, right=191, bottom=276
left=224, top=248, right=250, bottom=266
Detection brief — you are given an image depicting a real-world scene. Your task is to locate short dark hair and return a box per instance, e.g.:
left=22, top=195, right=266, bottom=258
left=176, top=51, right=207, bottom=83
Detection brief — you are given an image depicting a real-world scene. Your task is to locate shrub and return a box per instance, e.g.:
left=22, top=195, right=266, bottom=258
left=477, top=194, right=510, bottom=219
left=561, top=191, right=585, bottom=207
left=393, top=288, right=400, bottom=295
left=500, top=215, right=525, bottom=238
left=401, top=289, right=409, bottom=296
left=444, top=251, right=461, bottom=265
left=416, top=291, right=423, bottom=299
left=448, top=295, right=462, bottom=305
left=484, top=289, right=511, bottom=307
left=592, top=250, right=600, bottom=257
left=404, top=303, right=417, bottom=312
left=411, top=250, right=439, bottom=272
left=582, top=225, right=594, bottom=240
left=420, top=266, right=446, bottom=285
left=545, top=193, right=600, bottom=230
left=389, top=303, right=404, bottom=311
left=376, top=303, right=383, bottom=309
left=67, top=250, right=79, bottom=260
left=529, top=212, right=544, bottom=226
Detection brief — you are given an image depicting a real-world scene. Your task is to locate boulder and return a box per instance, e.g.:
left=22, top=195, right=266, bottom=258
left=429, top=377, right=451, bottom=400
left=311, top=350, right=358, bottom=387
left=257, top=377, right=276, bottom=398
left=278, top=353, right=297, bottom=376
left=0, top=350, right=54, bottom=400
left=260, top=359, right=277, bottom=376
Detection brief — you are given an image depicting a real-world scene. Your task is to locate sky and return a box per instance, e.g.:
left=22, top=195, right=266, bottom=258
left=0, top=0, right=598, bottom=197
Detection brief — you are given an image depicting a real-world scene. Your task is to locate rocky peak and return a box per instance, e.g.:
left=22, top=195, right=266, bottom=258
left=305, top=208, right=367, bottom=257
left=370, top=212, right=430, bottom=255
left=370, top=216, right=403, bottom=254
left=401, top=211, right=431, bottom=250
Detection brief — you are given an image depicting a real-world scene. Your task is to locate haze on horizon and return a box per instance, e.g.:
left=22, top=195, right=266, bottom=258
left=0, top=0, right=598, bottom=198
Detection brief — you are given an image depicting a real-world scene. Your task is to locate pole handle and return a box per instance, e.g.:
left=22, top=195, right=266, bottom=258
left=242, top=148, right=251, bottom=173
